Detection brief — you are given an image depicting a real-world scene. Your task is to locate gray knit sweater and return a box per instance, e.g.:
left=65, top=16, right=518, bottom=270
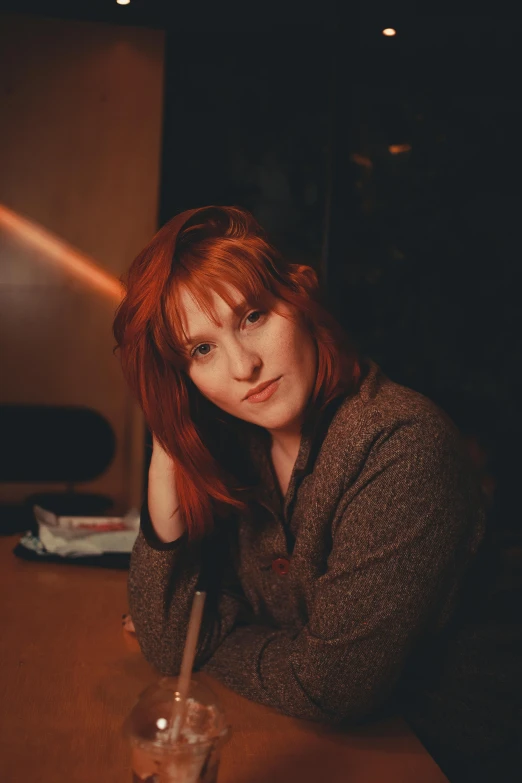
left=129, top=360, right=518, bottom=778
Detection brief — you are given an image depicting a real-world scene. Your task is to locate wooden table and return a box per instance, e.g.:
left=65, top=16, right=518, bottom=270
left=0, top=536, right=448, bottom=782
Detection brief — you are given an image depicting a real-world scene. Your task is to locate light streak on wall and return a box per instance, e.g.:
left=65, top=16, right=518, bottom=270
left=0, top=204, right=125, bottom=302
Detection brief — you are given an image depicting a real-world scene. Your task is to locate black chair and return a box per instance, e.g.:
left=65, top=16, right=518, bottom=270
left=0, top=404, right=116, bottom=534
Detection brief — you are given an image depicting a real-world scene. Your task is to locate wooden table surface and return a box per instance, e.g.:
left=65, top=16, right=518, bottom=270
left=0, top=535, right=448, bottom=782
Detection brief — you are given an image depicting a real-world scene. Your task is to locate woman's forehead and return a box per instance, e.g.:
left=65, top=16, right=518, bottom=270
left=174, top=283, right=247, bottom=346
left=169, top=279, right=282, bottom=350
left=178, top=284, right=245, bottom=324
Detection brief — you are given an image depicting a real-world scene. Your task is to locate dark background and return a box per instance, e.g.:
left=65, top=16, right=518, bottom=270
left=2, top=0, right=521, bottom=532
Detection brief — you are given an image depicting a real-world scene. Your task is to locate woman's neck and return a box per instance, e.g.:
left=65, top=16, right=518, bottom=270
left=269, top=431, right=302, bottom=465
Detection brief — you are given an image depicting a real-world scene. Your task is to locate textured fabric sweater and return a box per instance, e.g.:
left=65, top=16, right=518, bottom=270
left=129, top=360, right=520, bottom=780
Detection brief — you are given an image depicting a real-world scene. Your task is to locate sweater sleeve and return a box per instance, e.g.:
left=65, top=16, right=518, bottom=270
left=128, top=499, right=256, bottom=676
left=200, top=416, right=485, bottom=723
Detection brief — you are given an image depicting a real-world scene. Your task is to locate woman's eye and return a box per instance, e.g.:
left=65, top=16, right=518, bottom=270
left=192, top=343, right=211, bottom=358
left=190, top=311, right=266, bottom=359
left=246, top=310, right=265, bottom=325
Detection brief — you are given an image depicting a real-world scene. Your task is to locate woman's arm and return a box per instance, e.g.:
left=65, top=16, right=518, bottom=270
left=200, top=415, right=486, bottom=723
left=128, top=436, right=255, bottom=675
left=147, top=436, right=185, bottom=543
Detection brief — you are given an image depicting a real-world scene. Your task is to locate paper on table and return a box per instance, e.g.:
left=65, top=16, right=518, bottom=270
left=33, top=505, right=140, bottom=557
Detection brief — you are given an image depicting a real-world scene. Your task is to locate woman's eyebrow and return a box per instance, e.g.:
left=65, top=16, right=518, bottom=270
left=182, top=298, right=249, bottom=346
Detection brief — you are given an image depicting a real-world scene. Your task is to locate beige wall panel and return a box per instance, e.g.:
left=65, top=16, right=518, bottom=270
left=0, top=14, right=165, bottom=513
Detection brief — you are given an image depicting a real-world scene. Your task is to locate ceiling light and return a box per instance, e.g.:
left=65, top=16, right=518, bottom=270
left=116, top=0, right=131, bottom=6
left=382, top=28, right=396, bottom=37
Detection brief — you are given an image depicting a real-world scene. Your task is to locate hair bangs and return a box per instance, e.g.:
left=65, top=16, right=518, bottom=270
left=164, top=244, right=277, bottom=362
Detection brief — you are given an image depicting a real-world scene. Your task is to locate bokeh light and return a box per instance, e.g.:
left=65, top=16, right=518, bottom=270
left=388, top=144, right=412, bottom=155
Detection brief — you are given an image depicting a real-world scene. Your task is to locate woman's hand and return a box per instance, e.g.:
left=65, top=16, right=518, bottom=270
left=121, top=613, right=136, bottom=633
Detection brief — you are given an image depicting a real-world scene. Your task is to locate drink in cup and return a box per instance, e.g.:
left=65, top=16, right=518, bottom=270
left=125, top=676, right=230, bottom=783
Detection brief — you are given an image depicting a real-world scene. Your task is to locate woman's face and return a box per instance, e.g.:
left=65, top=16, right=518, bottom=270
left=179, top=285, right=317, bottom=440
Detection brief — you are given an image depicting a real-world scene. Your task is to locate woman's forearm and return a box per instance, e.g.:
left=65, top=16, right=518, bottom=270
left=131, top=436, right=252, bottom=676
left=148, top=437, right=186, bottom=543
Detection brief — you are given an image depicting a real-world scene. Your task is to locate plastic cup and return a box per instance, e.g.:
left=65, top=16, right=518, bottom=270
left=125, top=677, right=230, bottom=783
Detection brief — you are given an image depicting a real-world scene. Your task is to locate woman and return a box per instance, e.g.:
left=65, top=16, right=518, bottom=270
left=113, top=206, right=519, bottom=781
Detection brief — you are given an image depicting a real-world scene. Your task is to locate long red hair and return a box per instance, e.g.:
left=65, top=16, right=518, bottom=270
left=113, top=206, right=360, bottom=541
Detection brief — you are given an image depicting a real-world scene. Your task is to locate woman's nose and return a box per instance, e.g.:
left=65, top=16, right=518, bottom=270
left=228, top=344, right=262, bottom=380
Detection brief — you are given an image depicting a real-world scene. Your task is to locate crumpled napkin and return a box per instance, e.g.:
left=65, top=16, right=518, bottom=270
left=31, top=504, right=140, bottom=557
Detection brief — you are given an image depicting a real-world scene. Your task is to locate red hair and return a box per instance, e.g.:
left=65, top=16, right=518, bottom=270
left=113, top=206, right=360, bottom=541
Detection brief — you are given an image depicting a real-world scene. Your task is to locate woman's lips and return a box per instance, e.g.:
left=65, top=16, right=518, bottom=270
left=245, top=377, right=281, bottom=403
